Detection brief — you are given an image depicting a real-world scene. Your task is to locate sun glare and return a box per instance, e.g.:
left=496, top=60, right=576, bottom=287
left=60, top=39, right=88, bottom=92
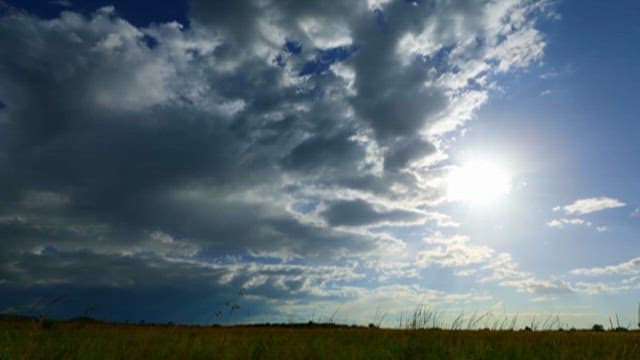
left=447, top=160, right=512, bottom=205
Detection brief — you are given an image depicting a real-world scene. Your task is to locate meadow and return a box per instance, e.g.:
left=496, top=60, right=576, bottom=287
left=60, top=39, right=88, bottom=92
left=2, top=317, right=640, bottom=359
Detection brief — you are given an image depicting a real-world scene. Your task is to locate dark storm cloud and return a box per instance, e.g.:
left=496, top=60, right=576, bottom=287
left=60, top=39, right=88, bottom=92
left=383, top=137, right=436, bottom=171
left=321, top=199, right=423, bottom=227
left=0, top=248, right=368, bottom=324
left=3, top=0, right=190, bottom=27
left=0, top=249, right=359, bottom=292
left=0, top=0, right=550, bottom=320
left=282, top=132, right=366, bottom=171
left=0, top=7, right=383, bottom=261
left=0, top=249, right=363, bottom=322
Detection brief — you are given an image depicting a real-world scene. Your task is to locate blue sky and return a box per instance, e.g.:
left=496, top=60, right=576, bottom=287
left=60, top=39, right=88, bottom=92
left=450, top=0, right=640, bottom=322
left=0, top=0, right=639, bottom=328
left=463, top=0, right=640, bottom=269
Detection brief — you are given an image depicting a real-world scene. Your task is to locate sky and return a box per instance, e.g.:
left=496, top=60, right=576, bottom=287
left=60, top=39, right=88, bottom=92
left=0, top=0, right=639, bottom=328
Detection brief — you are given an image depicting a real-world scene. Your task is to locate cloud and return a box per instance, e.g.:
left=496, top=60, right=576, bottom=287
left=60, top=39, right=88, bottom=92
left=546, top=217, right=610, bottom=232
left=0, top=248, right=367, bottom=297
left=555, top=197, right=626, bottom=216
left=0, top=0, right=554, bottom=319
left=416, top=233, right=494, bottom=268
left=271, top=284, right=494, bottom=325
left=498, top=278, right=574, bottom=296
left=546, top=218, right=590, bottom=229
left=632, top=208, right=640, bottom=217
left=570, top=257, right=640, bottom=277
left=320, top=199, right=424, bottom=227
left=573, top=281, right=634, bottom=295
left=547, top=197, right=625, bottom=233
left=456, top=251, right=532, bottom=287
left=49, top=1, right=72, bottom=7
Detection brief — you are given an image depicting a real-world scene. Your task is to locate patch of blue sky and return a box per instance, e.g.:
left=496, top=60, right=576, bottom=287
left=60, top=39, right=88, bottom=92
left=284, top=40, right=302, bottom=55
left=291, top=201, right=318, bottom=215
left=39, top=244, right=58, bottom=255
left=299, top=45, right=359, bottom=76
left=415, top=45, right=455, bottom=73
left=141, top=34, right=159, bottom=49
left=373, top=8, right=386, bottom=27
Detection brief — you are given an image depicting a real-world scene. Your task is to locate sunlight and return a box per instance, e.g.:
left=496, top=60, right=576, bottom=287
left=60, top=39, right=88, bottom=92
left=447, top=159, right=512, bottom=205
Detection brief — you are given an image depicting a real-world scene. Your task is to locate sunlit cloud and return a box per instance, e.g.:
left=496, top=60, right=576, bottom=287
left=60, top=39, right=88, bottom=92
left=554, top=197, right=626, bottom=216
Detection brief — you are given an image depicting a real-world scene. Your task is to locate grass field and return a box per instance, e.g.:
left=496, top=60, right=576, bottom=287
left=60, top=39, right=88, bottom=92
left=2, top=318, right=640, bottom=359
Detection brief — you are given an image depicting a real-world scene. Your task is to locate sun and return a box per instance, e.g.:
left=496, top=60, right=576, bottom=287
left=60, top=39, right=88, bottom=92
left=446, top=159, right=512, bottom=205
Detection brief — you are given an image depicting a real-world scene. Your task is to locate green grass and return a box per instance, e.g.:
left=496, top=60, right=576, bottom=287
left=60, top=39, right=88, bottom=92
left=2, top=320, right=640, bottom=359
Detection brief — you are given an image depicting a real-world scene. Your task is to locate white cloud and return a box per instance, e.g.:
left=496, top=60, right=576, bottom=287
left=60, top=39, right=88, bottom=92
left=556, top=197, right=626, bottom=215
left=570, top=257, right=640, bottom=276
left=540, top=71, right=559, bottom=79
left=271, top=284, right=494, bottom=326
left=417, top=233, right=494, bottom=268
left=487, top=27, right=545, bottom=72
left=573, top=281, right=633, bottom=295
left=477, top=253, right=530, bottom=284
left=547, top=197, right=625, bottom=233
left=546, top=217, right=612, bottom=233
left=499, top=277, right=574, bottom=296
left=546, top=217, right=590, bottom=229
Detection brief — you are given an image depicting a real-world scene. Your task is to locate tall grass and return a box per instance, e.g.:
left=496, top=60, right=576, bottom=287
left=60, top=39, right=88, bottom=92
left=2, top=318, right=640, bottom=360
left=395, top=305, right=571, bottom=331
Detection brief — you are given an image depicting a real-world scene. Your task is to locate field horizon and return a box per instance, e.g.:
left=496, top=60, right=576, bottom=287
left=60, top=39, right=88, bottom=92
left=2, top=311, right=639, bottom=332
left=3, top=315, right=640, bottom=359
